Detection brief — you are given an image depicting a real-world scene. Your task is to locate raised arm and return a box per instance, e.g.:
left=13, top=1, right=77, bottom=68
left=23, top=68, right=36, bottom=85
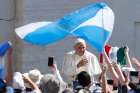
left=103, top=50, right=119, bottom=80
left=124, top=46, right=133, bottom=68
left=104, top=49, right=127, bottom=84
left=22, top=74, right=41, bottom=92
left=131, top=57, right=140, bottom=70
left=100, top=66, right=112, bottom=93
left=5, top=47, right=13, bottom=85
left=50, top=63, right=66, bottom=84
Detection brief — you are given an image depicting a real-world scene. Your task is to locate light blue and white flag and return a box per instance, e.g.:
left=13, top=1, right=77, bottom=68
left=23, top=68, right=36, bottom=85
left=15, top=22, right=69, bottom=45
left=15, top=2, right=114, bottom=52
left=0, top=41, right=12, bottom=57
left=71, top=2, right=114, bottom=52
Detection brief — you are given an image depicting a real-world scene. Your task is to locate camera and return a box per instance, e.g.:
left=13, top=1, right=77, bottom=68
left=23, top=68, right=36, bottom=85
left=107, top=79, right=113, bottom=85
left=130, top=71, right=138, bottom=76
left=130, top=71, right=139, bottom=83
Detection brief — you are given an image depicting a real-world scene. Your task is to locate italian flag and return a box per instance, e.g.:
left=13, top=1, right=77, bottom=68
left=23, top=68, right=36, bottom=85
left=100, top=44, right=126, bottom=67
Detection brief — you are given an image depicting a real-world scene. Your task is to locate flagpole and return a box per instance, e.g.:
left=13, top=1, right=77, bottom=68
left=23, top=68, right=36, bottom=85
left=100, top=6, right=105, bottom=64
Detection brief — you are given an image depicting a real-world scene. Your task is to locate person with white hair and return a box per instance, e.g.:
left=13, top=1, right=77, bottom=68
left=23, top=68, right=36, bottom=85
left=39, top=74, right=60, bottom=93
left=62, top=38, right=101, bottom=85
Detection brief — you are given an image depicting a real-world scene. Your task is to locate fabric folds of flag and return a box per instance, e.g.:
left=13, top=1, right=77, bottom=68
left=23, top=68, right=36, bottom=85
left=15, top=2, right=114, bottom=49
left=103, top=44, right=126, bottom=67
left=0, top=41, right=12, bottom=57
left=0, top=41, right=11, bottom=79
left=71, top=2, right=114, bottom=52
left=15, top=22, right=69, bottom=45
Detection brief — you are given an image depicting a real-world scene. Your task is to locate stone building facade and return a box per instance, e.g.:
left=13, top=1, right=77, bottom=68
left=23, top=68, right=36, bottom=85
left=0, top=0, right=140, bottom=73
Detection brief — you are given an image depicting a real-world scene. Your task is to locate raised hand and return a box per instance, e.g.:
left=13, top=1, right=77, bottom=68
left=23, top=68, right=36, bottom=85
left=77, top=58, right=88, bottom=68
left=124, top=45, right=129, bottom=55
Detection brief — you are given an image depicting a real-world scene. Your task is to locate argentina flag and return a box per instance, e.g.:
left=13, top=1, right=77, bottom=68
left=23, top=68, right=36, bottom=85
left=15, top=22, right=69, bottom=45
left=15, top=2, right=114, bottom=52
left=70, top=2, right=114, bottom=52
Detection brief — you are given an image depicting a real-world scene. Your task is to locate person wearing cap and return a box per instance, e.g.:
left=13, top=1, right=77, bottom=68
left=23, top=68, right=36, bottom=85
left=23, top=69, right=43, bottom=89
left=62, top=38, right=101, bottom=84
left=12, top=71, right=41, bottom=93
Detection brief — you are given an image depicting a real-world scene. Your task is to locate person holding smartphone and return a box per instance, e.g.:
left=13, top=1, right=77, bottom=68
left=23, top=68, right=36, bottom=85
left=61, top=38, right=101, bottom=85
left=48, top=56, right=66, bottom=90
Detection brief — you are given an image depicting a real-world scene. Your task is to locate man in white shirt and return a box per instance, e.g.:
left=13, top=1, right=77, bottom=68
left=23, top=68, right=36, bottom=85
left=62, top=38, right=101, bottom=84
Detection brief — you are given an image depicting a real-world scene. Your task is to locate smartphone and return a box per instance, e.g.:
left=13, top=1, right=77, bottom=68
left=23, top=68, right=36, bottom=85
left=107, top=79, right=113, bottom=85
left=130, top=71, right=139, bottom=83
left=130, top=71, right=138, bottom=76
left=48, top=56, right=54, bottom=66
left=26, top=88, right=32, bottom=92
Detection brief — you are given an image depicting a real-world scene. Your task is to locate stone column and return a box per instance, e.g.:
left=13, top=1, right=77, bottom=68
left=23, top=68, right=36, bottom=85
left=14, top=0, right=24, bottom=71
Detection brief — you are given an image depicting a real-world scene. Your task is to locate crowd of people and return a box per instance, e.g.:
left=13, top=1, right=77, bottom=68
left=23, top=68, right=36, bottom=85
left=0, top=38, right=140, bottom=93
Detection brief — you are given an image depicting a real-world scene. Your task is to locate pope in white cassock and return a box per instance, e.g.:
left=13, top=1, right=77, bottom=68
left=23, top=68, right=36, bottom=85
left=62, top=38, right=102, bottom=84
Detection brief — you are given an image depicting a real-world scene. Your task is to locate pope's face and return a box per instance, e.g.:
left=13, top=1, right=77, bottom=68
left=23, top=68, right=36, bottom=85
left=74, top=42, right=86, bottom=56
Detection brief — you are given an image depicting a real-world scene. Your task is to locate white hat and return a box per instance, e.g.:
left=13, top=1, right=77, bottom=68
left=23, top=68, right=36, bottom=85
left=13, top=72, right=25, bottom=90
left=74, top=38, right=86, bottom=45
left=24, top=69, right=42, bottom=85
left=29, top=69, right=42, bottom=84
